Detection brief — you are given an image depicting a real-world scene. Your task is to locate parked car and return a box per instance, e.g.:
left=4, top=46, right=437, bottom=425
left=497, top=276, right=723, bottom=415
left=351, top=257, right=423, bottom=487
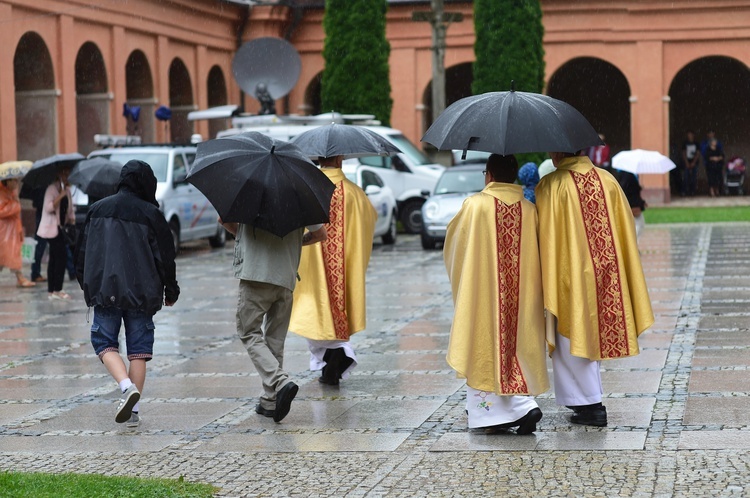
left=420, top=163, right=486, bottom=250
left=215, top=114, right=444, bottom=233
left=86, top=144, right=226, bottom=252
left=343, top=164, right=397, bottom=245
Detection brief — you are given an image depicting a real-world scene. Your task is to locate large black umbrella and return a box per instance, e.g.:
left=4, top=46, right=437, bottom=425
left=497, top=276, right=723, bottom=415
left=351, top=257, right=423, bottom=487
left=69, top=157, right=124, bottom=199
left=186, top=131, right=335, bottom=238
left=291, top=123, right=402, bottom=159
left=23, top=153, right=85, bottom=189
left=422, top=90, right=603, bottom=156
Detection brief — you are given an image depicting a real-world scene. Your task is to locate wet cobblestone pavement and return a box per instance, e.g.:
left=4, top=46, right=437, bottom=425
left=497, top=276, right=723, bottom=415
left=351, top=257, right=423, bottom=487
left=2, top=225, right=750, bottom=497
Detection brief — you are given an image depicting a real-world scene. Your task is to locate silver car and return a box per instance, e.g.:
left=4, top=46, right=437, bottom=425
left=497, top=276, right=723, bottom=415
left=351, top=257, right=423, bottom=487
left=420, top=164, right=486, bottom=249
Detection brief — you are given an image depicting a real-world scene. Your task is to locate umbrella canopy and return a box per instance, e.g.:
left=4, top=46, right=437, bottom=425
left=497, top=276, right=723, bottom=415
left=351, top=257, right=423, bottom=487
left=291, top=123, right=402, bottom=159
left=422, top=90, right=603, bottom=156
left=0, top=160, right=32, bottom=181
left=23, top=153, right=85, bottom=189
left=69, top=157, right=124, bottom=199
left=612, top=149, right=676, bottom=175
left=186, top=131, right=335, bottom=238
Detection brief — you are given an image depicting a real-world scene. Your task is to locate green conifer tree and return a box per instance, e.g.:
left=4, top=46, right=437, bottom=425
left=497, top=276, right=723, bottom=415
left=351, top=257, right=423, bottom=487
left=472, top=0, right=545, bottom=95
left=321, top=0, right=393, bottom=125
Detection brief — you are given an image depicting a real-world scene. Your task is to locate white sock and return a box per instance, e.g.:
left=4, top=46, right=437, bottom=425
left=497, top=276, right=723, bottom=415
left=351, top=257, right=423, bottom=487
left=119, top=379, right=133, bottom=393
left=132, top=401, right=140, bottom=413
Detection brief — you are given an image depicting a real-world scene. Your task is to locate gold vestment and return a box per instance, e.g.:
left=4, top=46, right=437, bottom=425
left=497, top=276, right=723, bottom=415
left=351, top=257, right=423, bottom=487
left=444, top=183, right=550, bottom=396
left=536, top=156, right=654, bottom=360
left=289, top=168, right=377, bottom=341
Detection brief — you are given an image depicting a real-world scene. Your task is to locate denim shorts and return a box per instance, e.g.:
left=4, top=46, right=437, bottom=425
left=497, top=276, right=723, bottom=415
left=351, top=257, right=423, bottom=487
left=91, top=306, right=155, bottom=362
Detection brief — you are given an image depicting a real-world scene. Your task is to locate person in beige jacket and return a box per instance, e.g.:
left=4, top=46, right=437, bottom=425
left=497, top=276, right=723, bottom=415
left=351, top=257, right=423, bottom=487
left=37, top=167, right=75, bottom=299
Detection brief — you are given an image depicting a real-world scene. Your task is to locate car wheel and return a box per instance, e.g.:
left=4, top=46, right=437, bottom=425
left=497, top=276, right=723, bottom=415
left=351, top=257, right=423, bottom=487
left=420, top=230, right=437, bottom=250
left=381, top=210, right=397, bottom=245
left=169, top=219, right=180, bottom=255
left=400, top=200, right=424, bottom=234
left=209, top=224, right=227, bottom=248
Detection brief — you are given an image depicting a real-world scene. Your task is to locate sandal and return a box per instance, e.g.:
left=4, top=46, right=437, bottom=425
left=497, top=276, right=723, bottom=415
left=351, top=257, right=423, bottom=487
left=17, top=278, right=36, bottom=288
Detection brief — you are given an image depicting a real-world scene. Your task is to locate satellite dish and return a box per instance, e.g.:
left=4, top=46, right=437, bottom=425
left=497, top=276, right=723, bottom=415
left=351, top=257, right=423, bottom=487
left=232, top=37, right=301, bottom=101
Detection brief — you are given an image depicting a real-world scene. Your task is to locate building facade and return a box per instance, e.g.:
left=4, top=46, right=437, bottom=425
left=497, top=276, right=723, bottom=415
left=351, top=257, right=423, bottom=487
left=2, top=0, right=749, bottom=205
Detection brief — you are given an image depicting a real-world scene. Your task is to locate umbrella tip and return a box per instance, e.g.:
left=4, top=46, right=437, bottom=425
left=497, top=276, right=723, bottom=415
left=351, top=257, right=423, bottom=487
left=510, top=80, right=515, bottom=92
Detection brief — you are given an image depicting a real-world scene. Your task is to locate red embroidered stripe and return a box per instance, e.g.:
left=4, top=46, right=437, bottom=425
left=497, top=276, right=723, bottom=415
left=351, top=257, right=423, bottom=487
left=570, top=169, right=629, bottom=357
left=322, top=181, right=349, bottom=340
left=495, top=199, right=528, bottom=393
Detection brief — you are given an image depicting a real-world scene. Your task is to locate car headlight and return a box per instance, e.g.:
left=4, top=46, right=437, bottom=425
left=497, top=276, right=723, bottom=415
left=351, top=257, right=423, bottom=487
left=423, top=200, right=439, bottom=220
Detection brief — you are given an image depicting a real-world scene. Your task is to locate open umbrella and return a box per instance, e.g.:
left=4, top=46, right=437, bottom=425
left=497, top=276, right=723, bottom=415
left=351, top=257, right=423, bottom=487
left=422, top=90, right=602, bottom=156
left=186, top=131, right=335, bottom=238
left=0, top=160, right=32, bottom=181
left=612, top=149, right=676, bottom=175
left=291, top=123, right=402, bottom=159
left=23, top=153, right=85, bottom=189
left=69, top=157, right=124, bottom=199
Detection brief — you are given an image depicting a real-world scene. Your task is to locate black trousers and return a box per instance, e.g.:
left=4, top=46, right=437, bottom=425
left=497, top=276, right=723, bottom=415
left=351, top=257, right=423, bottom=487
left=46, top=235, right=67, bottom=293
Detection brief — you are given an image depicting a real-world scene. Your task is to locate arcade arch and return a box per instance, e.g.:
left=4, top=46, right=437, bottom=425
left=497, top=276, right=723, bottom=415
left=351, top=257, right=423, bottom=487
left=207, top=65, right=228, bottom=139
left=421, top=62, right=474, bottom=131
left=303, top=71, right=323, bottom=116
left=168, top=58, right=194, bottom=143
left=75, top=42, right=109, bottom=155
left=668, top=56, right=750, bottom=194
left=547, top=57, right=631, bottom=158
left=14, top=32, right=56, bottom=160
left=125, top=50, right=155, bottom=142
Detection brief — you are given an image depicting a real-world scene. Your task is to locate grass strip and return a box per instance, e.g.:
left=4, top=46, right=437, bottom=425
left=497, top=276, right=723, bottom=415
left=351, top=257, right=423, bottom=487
left=0, top=471, right=217, bottom=498
left=644, top=206, right=750, bottom=224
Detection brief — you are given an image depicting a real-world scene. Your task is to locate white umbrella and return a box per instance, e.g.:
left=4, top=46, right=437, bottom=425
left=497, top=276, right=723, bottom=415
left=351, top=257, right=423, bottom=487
left=612, top=149, right=676, bottom=175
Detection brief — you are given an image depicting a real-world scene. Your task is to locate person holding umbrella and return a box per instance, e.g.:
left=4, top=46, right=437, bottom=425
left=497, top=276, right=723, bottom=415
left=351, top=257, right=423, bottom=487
left=37, top=166, right=76, bottom=300
left=288, top=154, right=377, bottom=385
left=189, top=132, right=335, bottom=423
left=535, top=151, right=654, bottom=426
left=444, top=154, right=548, bottom=435
left=0, top=161, right=35, bottom=288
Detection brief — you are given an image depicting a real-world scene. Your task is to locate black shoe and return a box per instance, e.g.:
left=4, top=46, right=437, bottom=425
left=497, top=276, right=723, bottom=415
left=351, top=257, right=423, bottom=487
left=318, top=375, right=339, bottom=386
left=516, top=408, right=543, bottom=435
left=571, top=405, right=607, bottom=427
left=273, top=382, right=298, bottom=423
left=321, top=347, right=353, bottom=385
left=566, top=402, right=602, bottom=413
left=255, top=404, right=275, bottom=418
left=484, top=407, right=543, bottom=435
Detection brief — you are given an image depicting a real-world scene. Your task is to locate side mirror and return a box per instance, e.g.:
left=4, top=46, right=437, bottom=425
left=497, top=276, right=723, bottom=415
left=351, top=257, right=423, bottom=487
left=420, top=189, right=431, bottom=197
left=392, top=155, right=411, bottom=173
left=365, top=185, right=382, bottom=196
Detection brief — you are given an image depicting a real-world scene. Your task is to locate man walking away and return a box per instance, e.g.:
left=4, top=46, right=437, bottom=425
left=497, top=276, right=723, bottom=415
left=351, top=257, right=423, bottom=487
left=444, top=154, right=548, bottom=435
left=289, top=155, right=377, bottom=386
left=536, top=151, right=653, bottom=427
left=76, top=160, right=179, bottom=428
left=220, top=218, right=327, bottom=423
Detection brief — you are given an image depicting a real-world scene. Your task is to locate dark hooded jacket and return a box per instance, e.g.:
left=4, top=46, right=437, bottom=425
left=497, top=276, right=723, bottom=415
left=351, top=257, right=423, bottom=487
left=75, top=160, right=179, bottom=314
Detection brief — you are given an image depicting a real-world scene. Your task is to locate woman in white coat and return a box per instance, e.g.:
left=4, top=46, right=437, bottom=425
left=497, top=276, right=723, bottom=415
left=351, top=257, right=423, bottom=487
left=37, top=167, right=75, bottom=299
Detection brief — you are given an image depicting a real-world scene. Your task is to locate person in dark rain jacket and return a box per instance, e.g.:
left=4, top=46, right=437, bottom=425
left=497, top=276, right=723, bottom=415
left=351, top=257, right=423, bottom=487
left=76, top=160, right=179, bottom=428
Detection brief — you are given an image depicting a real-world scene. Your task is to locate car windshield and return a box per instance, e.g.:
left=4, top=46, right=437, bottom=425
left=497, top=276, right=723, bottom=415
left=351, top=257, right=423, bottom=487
left=386, top=134, right=433, bottom=166
left=93, top=152, right=170, bottom=182
left=434, top=169, right=485, bottom=195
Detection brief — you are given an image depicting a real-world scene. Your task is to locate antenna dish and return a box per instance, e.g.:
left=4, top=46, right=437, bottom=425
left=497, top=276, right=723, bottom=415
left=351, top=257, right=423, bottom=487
left=232, top=37, right=302, bottom=101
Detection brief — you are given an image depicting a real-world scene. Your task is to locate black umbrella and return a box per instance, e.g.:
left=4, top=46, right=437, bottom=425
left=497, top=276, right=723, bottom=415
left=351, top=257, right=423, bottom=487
left=23, top=153, right=85, bottom=189
left=69, top=157, right=124, bottom=199
left=422, top=90, right=603, bottom=156
left=291, top=123, right=402, bottom=159
left=186, top=131, right=335, bottom=238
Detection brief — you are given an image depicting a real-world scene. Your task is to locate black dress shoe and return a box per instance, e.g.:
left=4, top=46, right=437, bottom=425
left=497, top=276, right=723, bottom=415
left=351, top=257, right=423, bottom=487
left=273, top=382, right=298, bottom=423
left=255, top=404, right=275, bottom=418
left=484, top=407, right=543, bottom=435
left=571, top=405, right=607, bottom=427
left=320, top=347, right=353, bottom=385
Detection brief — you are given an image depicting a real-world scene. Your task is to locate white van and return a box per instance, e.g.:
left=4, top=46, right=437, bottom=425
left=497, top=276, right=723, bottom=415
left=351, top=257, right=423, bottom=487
left=87, top=145, right=226, bottom=252
left=215, top=114, right=444, bottom=233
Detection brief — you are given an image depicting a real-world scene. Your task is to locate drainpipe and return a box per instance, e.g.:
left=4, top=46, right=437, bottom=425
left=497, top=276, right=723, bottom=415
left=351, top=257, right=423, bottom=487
left=235, top=5, right=250, bottom=113
left=282, top=1, right=304, bottom=115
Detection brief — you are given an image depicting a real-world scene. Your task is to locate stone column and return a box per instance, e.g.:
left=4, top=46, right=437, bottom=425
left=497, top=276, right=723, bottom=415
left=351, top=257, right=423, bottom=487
left=58, top=15, right=78, bottom=153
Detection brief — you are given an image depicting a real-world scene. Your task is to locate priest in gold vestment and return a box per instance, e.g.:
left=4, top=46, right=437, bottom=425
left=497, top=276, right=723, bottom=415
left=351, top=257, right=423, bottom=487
left=444, top=154, right=549, bottom=434
left=536, top=152, right=654, bottom=427
left=289, top=155, right=377, bottom=385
